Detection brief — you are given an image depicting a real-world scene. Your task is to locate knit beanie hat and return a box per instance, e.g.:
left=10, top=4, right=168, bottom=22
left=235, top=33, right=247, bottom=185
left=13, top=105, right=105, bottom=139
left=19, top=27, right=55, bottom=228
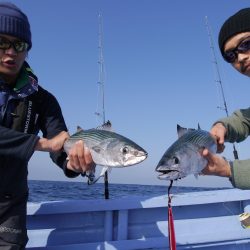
left=218, top=8, right=250, bottom=55
left=0, top=2, right=31, bottom=50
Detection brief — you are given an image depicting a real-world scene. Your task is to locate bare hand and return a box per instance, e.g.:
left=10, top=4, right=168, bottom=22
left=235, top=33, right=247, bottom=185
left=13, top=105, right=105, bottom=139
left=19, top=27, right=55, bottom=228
left=36, top=131, right=69, bottom=152
left=210, top=123, right=227, bottom=153
left=66, top=140, right=95, bottom=173
left=201, top=148, right=231, bottom=177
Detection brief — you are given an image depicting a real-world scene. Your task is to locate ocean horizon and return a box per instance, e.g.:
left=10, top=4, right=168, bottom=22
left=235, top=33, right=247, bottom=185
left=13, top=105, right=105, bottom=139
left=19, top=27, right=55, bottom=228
left=27, top=180, right=229, bottom=203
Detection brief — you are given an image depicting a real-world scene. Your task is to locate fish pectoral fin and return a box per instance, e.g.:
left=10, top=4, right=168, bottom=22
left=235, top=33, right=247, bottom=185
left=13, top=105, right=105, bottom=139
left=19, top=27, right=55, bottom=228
left=92, top=145, right=103, bottom=154
left=92, top=138, right=116, bottom=153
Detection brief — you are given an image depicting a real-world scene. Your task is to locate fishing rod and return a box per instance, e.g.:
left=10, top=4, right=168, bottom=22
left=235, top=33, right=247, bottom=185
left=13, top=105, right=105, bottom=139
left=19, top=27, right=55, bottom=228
left=205, top=16, right=238, bottom=160
left=96, top=12, right=109, bottom=199
left=96, top=13, right=106, bottom=124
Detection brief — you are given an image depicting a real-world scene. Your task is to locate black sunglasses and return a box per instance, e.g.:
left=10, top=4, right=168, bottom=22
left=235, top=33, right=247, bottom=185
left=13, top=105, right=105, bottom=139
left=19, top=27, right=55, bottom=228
left=0, top=36, right=29, bottom=52
left=223, top=36, right=250, bottom=63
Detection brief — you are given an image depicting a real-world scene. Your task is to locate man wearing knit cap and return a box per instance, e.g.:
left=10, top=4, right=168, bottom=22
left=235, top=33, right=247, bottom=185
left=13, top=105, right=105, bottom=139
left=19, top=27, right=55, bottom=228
left=0, top=2, right=94, bottom=249
left=202, top=8, right=250, bottom=189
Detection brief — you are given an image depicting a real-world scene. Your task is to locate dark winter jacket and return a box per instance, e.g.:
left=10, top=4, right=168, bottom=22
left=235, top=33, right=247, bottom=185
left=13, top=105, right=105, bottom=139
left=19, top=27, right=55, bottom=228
left=0, top=62, right=77, bottom=246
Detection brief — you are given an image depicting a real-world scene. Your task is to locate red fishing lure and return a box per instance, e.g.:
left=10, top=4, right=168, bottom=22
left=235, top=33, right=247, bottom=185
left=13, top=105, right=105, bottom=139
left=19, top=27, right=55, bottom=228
left=168, top=180, right=176, bottom=250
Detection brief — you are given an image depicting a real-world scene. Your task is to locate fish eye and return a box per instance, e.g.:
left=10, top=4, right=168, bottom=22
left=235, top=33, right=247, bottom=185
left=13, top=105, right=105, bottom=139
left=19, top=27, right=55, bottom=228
left=122, top=146, right=129, bottom=154
left=173, top=156, right=179, bottom=165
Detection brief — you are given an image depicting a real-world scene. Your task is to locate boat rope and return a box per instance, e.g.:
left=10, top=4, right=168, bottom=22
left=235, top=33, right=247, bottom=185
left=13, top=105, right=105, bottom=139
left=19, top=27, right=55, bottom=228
left=168, top=180, right=176, bottom=250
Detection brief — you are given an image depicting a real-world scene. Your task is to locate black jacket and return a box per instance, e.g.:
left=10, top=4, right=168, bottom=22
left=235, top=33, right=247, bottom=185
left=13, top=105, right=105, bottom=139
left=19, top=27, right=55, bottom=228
left=0, top=85, right=71, bottom=199
left=0, top=64, right=77, bottom=246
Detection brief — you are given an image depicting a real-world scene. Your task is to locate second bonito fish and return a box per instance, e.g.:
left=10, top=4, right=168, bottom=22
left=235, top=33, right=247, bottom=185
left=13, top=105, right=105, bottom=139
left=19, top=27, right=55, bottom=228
left=64, top=121, right=148, bottom=183
left=155, top=124, right=217, bottom=181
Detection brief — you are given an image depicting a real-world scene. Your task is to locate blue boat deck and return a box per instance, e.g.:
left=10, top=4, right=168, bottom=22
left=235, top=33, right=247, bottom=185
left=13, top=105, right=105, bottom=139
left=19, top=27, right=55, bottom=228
left=26, top=188, right=250, bottom=249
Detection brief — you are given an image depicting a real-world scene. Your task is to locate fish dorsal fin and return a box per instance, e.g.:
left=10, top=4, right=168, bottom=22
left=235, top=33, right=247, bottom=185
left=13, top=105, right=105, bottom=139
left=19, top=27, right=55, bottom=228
left=96, top=120, right=113, bottom=131
left=177, top=124, right=189, bottom=138
left=177, top=124, right=197, bottom=138
left=198, top=123, right=201, bottom=130
left=77, top=126, right=84, bottom=132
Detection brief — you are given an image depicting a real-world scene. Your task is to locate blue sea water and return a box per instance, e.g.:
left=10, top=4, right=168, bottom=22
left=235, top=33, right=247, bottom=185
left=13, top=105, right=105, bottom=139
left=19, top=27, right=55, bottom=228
left=28, top=180, right=227, bottom=203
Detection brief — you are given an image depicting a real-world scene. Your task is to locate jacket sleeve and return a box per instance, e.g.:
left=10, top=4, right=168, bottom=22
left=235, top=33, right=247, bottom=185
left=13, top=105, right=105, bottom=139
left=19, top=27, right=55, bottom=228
left=216, top=108, right=250, bottom=189
left=216, top=108, right=250, bottom=143
left=0, top=125, right=39, bottom=161
left=230, top=159, right=250, bottom=189
left=39, top=88, right=79, bottom=178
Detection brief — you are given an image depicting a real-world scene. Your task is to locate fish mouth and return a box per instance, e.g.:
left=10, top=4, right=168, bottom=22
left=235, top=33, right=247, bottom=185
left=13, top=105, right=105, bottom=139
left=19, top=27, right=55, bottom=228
left=140, top=152, right=148, bottom=159
left=156, top=169, right=180, bottom=180
left=124, top=153, right=148, bottom=166
left=136, top=150, right=148, bottom=157
left=157, top=169, right=179, bottom=176
left=134, top=151, right=148, bottom=162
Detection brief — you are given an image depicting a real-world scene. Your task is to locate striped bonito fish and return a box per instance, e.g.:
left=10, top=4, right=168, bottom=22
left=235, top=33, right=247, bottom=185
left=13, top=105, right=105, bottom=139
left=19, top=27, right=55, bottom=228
left=64, top=121, right=147, bottom=183
left=156, top=124, right=217, bottom=181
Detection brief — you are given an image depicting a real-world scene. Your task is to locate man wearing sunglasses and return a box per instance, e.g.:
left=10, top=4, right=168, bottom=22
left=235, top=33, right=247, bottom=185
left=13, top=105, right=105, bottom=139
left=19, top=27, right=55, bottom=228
left=0, top=3, right=94, bottom=249
left=202, top=8, right=250, bottom=190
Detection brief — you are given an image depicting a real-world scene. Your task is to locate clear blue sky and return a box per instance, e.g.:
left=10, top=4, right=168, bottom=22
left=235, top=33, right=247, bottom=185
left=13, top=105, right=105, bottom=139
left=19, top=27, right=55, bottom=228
left=10, top=0, right=250, bottom=188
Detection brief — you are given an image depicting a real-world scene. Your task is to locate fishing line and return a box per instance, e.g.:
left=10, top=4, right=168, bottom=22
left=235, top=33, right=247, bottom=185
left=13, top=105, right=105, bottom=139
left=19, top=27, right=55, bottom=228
left=168, top=180, right=176, bottom=250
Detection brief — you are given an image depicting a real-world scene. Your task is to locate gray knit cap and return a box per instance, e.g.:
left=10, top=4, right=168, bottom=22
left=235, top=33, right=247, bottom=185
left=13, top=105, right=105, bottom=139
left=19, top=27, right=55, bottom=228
left=219, top=8, right=250, bottom=55
left=0, top=2, right=31, bottom=50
